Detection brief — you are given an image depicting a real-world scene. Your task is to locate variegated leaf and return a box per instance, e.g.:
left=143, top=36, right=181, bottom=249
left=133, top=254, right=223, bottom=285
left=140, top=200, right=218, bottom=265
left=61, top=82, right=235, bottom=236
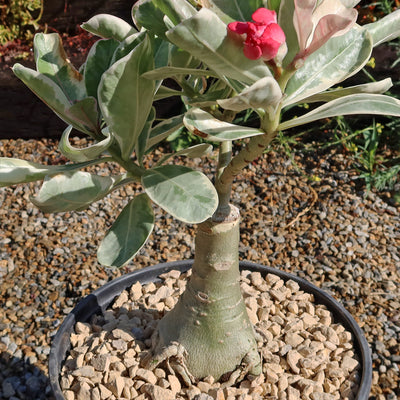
left=184, top=108, right=264, bottom=142
left=97, top=194, right=154, bottom=267
left=59, top=126, right=113, bottom=162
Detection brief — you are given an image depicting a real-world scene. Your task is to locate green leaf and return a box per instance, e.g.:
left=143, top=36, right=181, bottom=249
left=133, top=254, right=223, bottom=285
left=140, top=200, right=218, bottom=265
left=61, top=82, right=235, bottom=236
left=154, top=85, right=183, bottom=101
left=98, top=35, right=155, bottom=160
left=30, top=171, right=118, bottom=213
left=84, top=38, right=120, bottom=99
left=156, top=143, right=213, bottom=166
left=97, top=194, right=154, bottom=267
left=110, top=31, right=147, bottom=64
left=147, top=115, right=184, bottom=149
left=153, top=0, right=197, bottom=26
left=136, top=107, right=156, bottom=165
left=12, top=64, right=93, bottom=135
left=142, top=165, right=218, bottom=223
left=279, top=0, right=298, bottom=67
left=81, top=14, right=137, bottom=41
left=279, top=94, right=400, bottom=131
left=59, top=125, right=113, bottom=162
left=0, top=157, right=109, bottom=187
left=365, top=9, right=400, bottom=46
left=283, top=26, right=373, bottom=106
left=300, top=78, right=393, bottom=104
left=65, top=97, right=101, bottom=137
left=142, top=66, right=220, bottom=80
left=34, top=33, right=86, bottom=102
left=132, top=0, right=168, bottom=38
left=205, top=0, right=263, bottom=21
left=217, top=76, right=282, bottom=112
left=184, top=108, right=263, bottom=141
left=166, top=8, right=272, bottom=85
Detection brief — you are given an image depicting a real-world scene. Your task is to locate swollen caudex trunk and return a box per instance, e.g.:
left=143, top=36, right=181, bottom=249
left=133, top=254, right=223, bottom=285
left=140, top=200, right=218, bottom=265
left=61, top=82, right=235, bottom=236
left=144, top=205, right=261, bottom=383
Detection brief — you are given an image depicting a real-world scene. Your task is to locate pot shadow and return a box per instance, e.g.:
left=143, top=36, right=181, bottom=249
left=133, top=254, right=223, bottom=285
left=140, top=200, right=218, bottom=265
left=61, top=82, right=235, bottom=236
left=0, top=350, right=56, bottom=400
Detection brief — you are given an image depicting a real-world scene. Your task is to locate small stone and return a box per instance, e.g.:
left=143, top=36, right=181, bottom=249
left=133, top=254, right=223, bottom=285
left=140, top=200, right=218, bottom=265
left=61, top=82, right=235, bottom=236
left=112, top=291, right=129, bottom=308
left=168, top=374, right=181, bottom=393
left=112, top=328, right=134, bottom=341
left=64, top=390, right=75, bottom=400
left=75, top=322, right=91, bottom=335
left=285, top=332, right=304, bottom=347
left=2, top=380, right=16, bottom=398
left=142, top=383, right=175, bottom=400
left=72, top=366, right=95, bottom=378
left=197, top=381, right=212, bottom=392
left=287, top=350, right=302, bottom=374
left=130, top=282, right=143, bottom=300
left=135, top=368, right=158, bottom=385
left=91, top=354, right=110, bottom=372
left=76, top=381, right=91, bottom=400
left=98, top=383, right=113, bottom=399
left=341, top=356, right=359, bottom=372
left=107, top=375, right=125, bottom=397
left=91, top=387, right=101, bottom=400
left=287, top=386, right=300, bottom=400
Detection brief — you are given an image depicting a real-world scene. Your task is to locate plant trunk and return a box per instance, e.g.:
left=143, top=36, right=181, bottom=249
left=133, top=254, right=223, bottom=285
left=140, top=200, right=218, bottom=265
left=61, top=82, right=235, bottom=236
left=146, top=205, right=261, bottom=382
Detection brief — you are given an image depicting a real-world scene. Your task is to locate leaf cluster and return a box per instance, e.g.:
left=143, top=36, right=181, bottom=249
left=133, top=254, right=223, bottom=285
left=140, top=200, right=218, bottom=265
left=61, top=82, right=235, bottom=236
left=2, top=0, right=400, bottom=268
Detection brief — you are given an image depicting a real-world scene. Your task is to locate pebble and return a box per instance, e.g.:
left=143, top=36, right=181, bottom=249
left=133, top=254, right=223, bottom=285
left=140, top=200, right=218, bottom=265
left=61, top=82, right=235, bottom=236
left=0, top=138, right=399, bottom=399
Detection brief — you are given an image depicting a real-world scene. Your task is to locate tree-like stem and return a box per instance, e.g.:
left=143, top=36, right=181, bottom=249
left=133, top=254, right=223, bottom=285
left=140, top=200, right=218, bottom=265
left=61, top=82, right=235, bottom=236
left=216, top=130, right=277, bottom=197
left=145, top=206, right=261, bottom=382
left=214, top=141, right=233, bottom=221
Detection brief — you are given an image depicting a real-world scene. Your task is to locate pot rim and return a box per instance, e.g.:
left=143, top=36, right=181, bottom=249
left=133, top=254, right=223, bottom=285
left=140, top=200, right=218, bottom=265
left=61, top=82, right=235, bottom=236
left=49, top=260, right=372, bottom=399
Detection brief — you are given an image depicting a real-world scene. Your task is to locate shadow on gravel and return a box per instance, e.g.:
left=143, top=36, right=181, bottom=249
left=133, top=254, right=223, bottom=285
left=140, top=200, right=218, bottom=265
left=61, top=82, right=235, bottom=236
left=0, top=351, right=55, bottom=399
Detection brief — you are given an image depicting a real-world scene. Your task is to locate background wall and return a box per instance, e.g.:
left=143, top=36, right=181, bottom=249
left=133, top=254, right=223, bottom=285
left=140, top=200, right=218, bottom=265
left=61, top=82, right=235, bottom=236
left=0, top=0, right=135, bottom=139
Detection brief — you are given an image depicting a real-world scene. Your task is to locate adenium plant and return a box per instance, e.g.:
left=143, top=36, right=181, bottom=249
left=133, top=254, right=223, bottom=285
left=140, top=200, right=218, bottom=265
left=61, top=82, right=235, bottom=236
left=1, top=0, right=400, bottom=385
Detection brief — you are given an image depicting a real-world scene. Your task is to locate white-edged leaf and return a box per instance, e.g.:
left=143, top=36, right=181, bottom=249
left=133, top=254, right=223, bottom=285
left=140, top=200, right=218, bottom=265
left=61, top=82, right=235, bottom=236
left=142, top=165, right=218, bottom=223
left=146, top=115, right=184, bottom=149
left=142, top=66, right=220, bottom=80
left=110, top=31, right=147, bottom=64
left=136, top=107, right=156, bottom=164
left=156, top=143, right=213, bottom=166
left=13, top=64, right=96, bottom=135
left=84, top=38, right=120, bottom=99
left=34, top=33, right=86, bottom=102
left=283, top=26, right=373, bottom=106
left=299, top=78, right=393, bottom=104
left=184, top=108, right=264, bottom=142
left=97, top=194, right=154, bottom=267
left=166, top=8, right=271, bottom=85
left=205, top=0, right=263, bottom=21
left=81, top=14, right=137, bottom=41
left=0, top=157, right=109, bottom=187
left=279, top=94, right=400, bottom=131
left=279, top=0, right=299, bottom=67
left=365, top=9, right=400, bottom=46
left=59, top=126, right=113, bottom=162
left=154, top=85, right=183, bottom=101
left=30, top=171, right=119, bottom=212
left=98, top=35, right=155, bottom=160
left=65, top=97, right=101, bottom=136
left=217, top=77, right=282, bottom=112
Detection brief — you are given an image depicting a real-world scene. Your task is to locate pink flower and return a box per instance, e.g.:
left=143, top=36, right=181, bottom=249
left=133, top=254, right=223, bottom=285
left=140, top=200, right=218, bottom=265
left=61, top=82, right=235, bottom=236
left=228, top=8, right=286, bottom=61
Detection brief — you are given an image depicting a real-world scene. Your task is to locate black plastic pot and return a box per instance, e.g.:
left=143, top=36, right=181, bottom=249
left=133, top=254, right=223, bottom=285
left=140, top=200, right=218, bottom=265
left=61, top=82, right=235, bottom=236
left=49, top=260, right=372, bottom=399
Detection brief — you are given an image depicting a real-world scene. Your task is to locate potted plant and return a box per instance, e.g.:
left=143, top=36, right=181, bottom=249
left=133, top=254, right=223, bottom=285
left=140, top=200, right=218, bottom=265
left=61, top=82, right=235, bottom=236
left=1, top=0, right=400, bottom=398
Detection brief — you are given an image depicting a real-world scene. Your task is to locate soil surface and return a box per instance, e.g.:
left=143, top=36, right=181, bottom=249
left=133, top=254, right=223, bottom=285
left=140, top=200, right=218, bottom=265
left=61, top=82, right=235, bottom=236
left=0, top=137, right=399, bottom=399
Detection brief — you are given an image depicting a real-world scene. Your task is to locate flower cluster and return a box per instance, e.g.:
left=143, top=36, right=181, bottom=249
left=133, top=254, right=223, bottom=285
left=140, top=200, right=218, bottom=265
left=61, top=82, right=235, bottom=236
left=227, top=8, right=285, bottom=61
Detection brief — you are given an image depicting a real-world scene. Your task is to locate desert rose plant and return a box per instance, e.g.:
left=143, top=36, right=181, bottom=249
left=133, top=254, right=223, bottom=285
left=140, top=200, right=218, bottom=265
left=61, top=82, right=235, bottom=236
left=1, top=0, right=400, bottom=384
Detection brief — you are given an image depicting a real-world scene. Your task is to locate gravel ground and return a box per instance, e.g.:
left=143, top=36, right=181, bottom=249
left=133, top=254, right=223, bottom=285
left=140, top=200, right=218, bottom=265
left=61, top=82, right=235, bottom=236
left=0, top=137, right=399, bottom=399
